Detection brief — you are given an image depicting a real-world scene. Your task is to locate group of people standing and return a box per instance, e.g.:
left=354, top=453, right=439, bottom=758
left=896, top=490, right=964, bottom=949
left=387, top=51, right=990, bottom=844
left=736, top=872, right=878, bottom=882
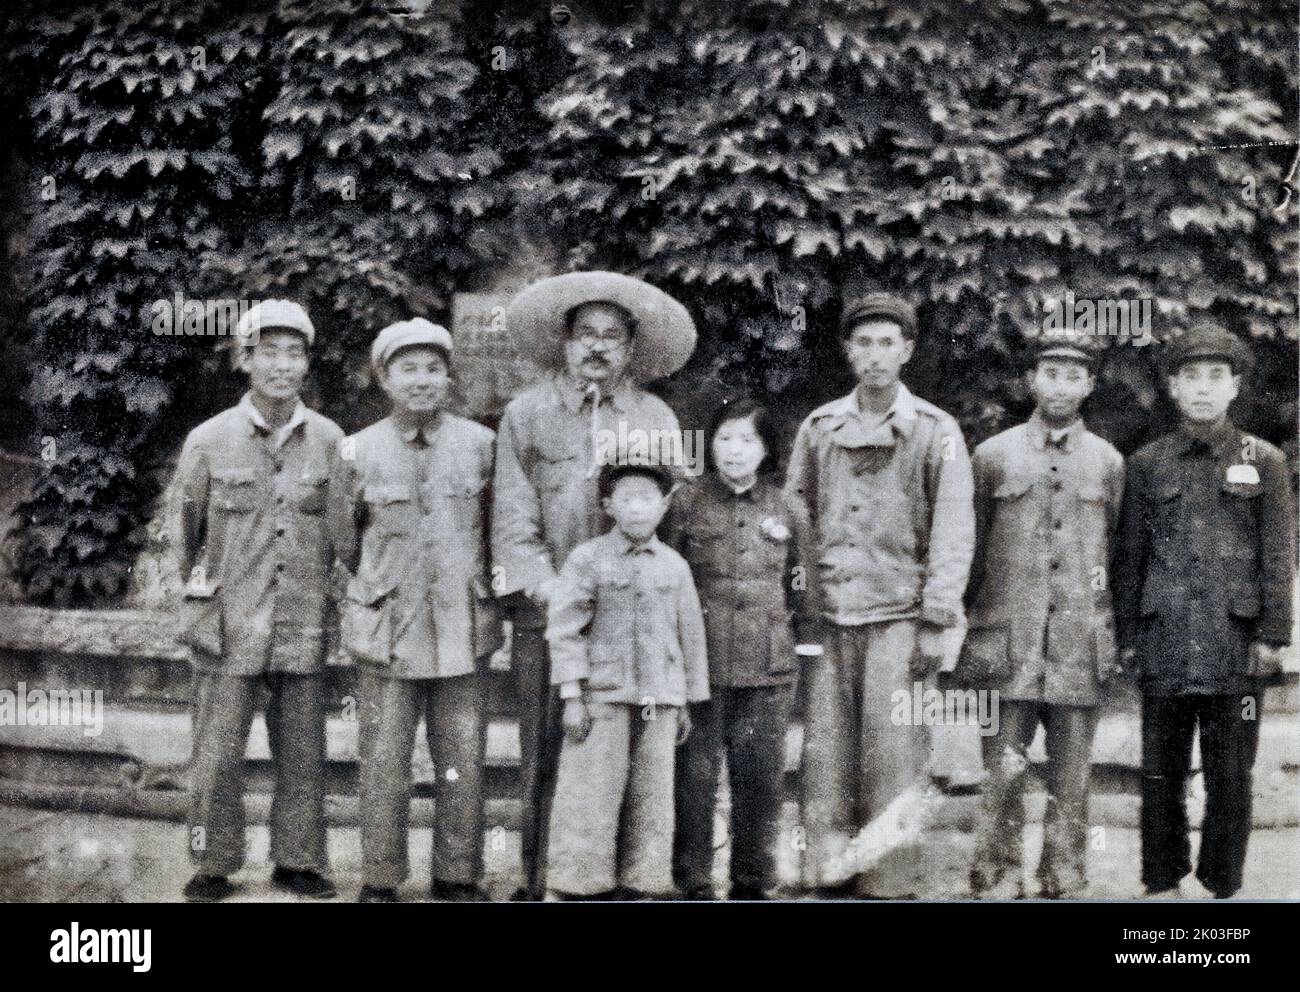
left=173, top=271, right=1295, bottom=903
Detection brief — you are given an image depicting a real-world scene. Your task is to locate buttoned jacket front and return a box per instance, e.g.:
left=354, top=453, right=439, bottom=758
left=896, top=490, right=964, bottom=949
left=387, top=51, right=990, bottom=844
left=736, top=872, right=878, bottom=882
left=546, top=530, right=710, bottom=707
left=491, top=374, right=683, bottom=627
left=958, top=415, right=1123, bottom=705
left=334, top=413, right=501, bottom=679
left=175, top=394, right=344, bottom=674
left=783, top=383, right=975, bottom=629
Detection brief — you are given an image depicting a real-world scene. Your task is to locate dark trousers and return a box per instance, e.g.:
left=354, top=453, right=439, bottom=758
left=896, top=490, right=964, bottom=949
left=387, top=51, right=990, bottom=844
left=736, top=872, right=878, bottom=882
left=1141, top=692, right=1262, bottom=898
left=357, top=667, right=486, bottom=889
left=188, top=670, right=327, bottom=876
left=973, top=700, right=1098, bottom=894
left=511, top=626, right=563, bottom=898
left=674, top=684, right=795, bottom=894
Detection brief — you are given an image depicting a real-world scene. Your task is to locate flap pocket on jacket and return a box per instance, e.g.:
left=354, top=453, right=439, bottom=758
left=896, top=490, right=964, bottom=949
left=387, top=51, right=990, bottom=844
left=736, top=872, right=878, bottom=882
left=536, top=452, right=579, bottom=493
left=956, top=624, right=1012, bottom=685
left=297, top=473, right=328, bottom=515
left=587, top=651, right=626, bottom=691
left=346, top=577, right=397, bottom=607
left=1077, top=484, right=1107, bottom=503
left=341, top=581, right=397, bottom=666
left=993, top=477, right=1033, bottom=500
left=364, top=484, right=413, bottom=505
left=179, top=584, right=224, bottom=658
left=1222, top=479, right=1263, bottom=499
left=212, top=467, right=258, bottom=513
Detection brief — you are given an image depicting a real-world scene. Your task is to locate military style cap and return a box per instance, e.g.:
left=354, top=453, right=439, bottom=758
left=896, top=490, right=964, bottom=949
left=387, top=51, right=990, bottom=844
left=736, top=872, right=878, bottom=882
left=1163, top=325, right=1252, bottom=377
left=371, top=318, right=454, bottom=375
left=236, top=299, right=315, bottom=346
left=1033, top=340, right=1098, bottom=371
left=597, top=460, right=674, bottom=499
left=840, top=292, right=918, bottom=338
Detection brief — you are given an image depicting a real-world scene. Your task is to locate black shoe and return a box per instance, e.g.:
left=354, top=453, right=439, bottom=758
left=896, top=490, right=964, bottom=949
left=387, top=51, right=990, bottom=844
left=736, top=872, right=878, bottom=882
left=509, top=886, right=543, bottom=902
left=432, top=880, right=489, bottom=902
left=728, top=884, right=767, bottom=901
left=183, top=874, right=235, bottom=903
left=680, top=885, right=716, bottom=901
left=271, top=866, right=337, bottom=899
left=811, top=879, right=859, bottom=900
left=357, top=885, right=398, bottom=903
left=550, top=889, right=616, bottom=902
left=611, top=886, right=654, bottom=901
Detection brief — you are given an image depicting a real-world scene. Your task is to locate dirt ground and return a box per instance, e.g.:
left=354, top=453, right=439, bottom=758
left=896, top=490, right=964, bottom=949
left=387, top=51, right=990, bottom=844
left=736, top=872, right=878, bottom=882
left=2, top=802, right=1296, bottom=903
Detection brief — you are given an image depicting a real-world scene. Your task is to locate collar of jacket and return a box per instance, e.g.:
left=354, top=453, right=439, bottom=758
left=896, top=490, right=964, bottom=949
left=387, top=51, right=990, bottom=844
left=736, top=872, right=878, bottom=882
left=1175, top=418, right=1238, bottom=459
left=1027, top=412, right=1084, bottom=452
left=707, top=472, right=763, bottom=502
left=390, top=411, right=444, bottom=447
left=613, top=530, right=662, bottom=556
left=238, top=391, right=307, bottom=447
left=556, top=373, right=633, bottom=415
left=819, top=381, right=918, bottom=446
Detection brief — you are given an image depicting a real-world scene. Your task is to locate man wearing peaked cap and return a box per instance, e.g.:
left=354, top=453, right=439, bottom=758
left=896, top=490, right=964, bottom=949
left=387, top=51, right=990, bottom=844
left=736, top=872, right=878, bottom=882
left=334, top=318, right=501, bottom=903
left=491, top=271, right=696, bottom=900
left=235, top=298, right=316, bottom=348
left=174, top=298, right=342, bottom=902
left=1161, top=324, right=1253, bottom=378
left=783, top=291, right=976, bottom=898
left=369, top=317, right=453, bottom=376
left=1115, top=322, right=1293, bottom=900
left=956, top=333, right=1122, bottom=900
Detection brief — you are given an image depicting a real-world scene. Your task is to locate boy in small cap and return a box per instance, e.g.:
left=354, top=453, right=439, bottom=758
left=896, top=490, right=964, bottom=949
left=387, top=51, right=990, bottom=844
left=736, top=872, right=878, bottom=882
left=175, top=299, right=342, bottom=901
left=333, top=318, right=502, bottom=902
left=1115, top=326, right=1295, bottom=899
left=544, top=460, right=709, bottom=899
left=957, top=341, right=1124, bottom=899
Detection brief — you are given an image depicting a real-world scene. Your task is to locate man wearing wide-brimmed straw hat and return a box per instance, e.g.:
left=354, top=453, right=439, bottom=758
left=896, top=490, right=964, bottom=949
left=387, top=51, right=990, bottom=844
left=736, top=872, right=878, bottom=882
left=492, top=271, right=696, bottom=900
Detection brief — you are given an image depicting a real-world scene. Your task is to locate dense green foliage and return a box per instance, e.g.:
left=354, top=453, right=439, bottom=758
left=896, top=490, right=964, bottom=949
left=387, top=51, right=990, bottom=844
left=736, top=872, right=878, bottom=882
left=2, top=0, right=1295, bottom=604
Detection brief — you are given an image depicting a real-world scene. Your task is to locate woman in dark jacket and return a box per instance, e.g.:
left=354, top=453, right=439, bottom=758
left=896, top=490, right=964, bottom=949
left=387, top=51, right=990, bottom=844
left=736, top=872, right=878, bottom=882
left=669, top=399, right=817, bottom=900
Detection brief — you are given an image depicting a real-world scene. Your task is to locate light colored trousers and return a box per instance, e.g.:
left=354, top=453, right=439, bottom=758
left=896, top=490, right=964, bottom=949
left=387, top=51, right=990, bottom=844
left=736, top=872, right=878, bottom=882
left=800, top=620, right=930, bottom=896
left=547, top=701, right=678, bottom=896
left=357, top=667, right=486, bottom=890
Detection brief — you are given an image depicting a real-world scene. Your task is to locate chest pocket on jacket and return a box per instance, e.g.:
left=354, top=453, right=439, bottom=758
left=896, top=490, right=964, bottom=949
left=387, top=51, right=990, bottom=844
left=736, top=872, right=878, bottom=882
left=993, top=476, right=1033, bottom=501
left=686, top=524, right=732, bottom=576
left=365, top=484, right=415, bottom=536
left=990, top=476, right=1034, bottom=543
left=535, top=448, right=581, bottom=494
left=1075, top=483, right=1108, bottom=527
left=1220, top=477, right=1263, bottom=555
left=297, top=473, right=328, bottom=515
left=440, top=476, right=486, bottom=533
left=212, top=468, right=259, bottom=513
left=1145, top=483, right=1183, bottom=536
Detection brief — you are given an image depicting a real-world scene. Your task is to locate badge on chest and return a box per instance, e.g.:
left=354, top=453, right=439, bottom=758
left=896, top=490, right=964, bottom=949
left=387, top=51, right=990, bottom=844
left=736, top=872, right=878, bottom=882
left=1225, top=463, right=1260, bottom=485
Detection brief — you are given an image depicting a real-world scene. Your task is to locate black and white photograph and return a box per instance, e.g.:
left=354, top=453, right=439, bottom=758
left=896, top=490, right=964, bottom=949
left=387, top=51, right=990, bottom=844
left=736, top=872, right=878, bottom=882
left=0, top=0, right=1296, bottom=973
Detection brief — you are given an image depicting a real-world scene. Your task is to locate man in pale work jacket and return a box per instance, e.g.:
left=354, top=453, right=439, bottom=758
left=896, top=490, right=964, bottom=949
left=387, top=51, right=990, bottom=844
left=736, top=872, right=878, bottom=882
left=491, top=271, right=697, bottom=900
left=784, top=292, right=975, bottom=898
left=334, top=318, right=502, bottom=903
left=956, top=340, right=1124, bottom=900
left=175, top=299, right=342, bottom=902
